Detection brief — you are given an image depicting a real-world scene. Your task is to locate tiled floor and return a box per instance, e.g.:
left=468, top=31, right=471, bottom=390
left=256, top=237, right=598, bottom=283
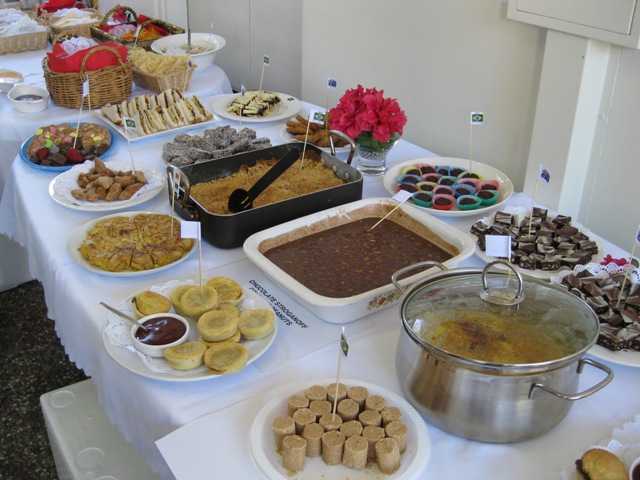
left=0, top=281, right=88, bottom=480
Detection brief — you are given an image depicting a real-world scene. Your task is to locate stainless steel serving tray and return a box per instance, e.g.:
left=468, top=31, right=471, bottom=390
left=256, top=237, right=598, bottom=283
left=167, top=139, right=362, bottom=248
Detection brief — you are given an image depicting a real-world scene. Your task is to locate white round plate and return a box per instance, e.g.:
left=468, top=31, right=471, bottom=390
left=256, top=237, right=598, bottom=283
left=66, top=211, right=196, bottom=276
left=383, top=157, right=514, bottom=217
left=49, top=161, right=165, bottom=212
left=250, top=379, right=431, bottom=480
left=103, top=287, right=277, bottom=381
left=587, top=345, right=640, bottom=368
left=212, top=92, right=301, bottom=123
left=279, top=125, right=350, bottom=154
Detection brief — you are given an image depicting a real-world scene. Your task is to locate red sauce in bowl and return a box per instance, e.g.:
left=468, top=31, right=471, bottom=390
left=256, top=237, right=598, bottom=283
left=134, top=316, right=186, bottom=345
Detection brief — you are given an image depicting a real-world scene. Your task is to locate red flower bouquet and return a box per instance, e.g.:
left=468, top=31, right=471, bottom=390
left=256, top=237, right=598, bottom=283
left=328, top=85, right=407, bottom=151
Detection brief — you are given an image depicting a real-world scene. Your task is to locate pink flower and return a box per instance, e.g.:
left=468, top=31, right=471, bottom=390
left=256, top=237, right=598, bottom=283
left=329, top=85, right=407, bottom=144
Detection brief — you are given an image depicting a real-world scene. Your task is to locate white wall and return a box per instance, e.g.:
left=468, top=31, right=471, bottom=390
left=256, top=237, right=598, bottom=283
left=301, top=0, right=545, bottom=193
left=186, top=0, right=302, bottom=97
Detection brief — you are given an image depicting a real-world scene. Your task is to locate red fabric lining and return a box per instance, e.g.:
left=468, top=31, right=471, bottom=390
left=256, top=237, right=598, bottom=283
left=47, top=41, right=128, bottom=73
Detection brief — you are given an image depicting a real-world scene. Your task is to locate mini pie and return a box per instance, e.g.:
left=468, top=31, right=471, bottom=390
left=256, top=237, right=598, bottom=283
left=197, top=309, right=238, bottom=342
left=237, top=308, right=275, bottom=340
left=132, top=290, right=171, bottom=318
left=170, top=285, right=193, bottom=316
left=179, top=285, right=218, bottom=316
left=204, top=342, right=249, bottom=375
left=206, top=276, right=244, bottom=305
left=163, top=341, right=207, bottom=371
left=200, top=329, right=241, bottom=347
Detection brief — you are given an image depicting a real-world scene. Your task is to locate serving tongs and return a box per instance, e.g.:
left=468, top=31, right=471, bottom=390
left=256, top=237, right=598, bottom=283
left=227, top=148, right=299, bottom=213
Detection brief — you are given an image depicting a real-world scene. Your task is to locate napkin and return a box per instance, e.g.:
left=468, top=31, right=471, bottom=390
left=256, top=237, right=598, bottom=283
left=553, top=414, right=640, bottom=479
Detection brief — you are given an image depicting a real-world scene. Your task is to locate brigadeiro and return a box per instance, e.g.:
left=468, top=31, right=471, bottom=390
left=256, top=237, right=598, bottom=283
left=432, top=194, right=456, bottom=211
left=476, top=189, right=499, bottom=205
left=454, top=183, right=475, bottom=197
left=411, top=191, right=434, bottom=208
left=457, top=194, right=482, bottom=210
left=416, top=181, right=438, bottom=192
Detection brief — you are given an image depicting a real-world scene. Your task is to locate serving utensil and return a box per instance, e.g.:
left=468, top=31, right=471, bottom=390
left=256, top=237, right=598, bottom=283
left=227, top=148, right=299, bottom=213
left=99, top=301, right=148, bottom=331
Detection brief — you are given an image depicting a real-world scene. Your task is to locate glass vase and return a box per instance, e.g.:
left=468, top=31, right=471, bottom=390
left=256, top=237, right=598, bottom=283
left=355, top=132, right=400, bottom=176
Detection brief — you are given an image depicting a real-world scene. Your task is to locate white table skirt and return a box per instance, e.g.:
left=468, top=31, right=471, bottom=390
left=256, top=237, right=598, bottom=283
left=1, top=95, right=639, bottom=479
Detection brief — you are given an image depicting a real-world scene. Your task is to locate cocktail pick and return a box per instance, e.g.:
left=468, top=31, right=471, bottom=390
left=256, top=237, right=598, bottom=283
left=528, top=164, right=551, bottom=237
left=369, top=190, right=412, bottom=231
left=180, top=220, right=203, bottom=291
left=301, top=109, right=326, bottom=167
left=470, top=111, right=483, bottom=172
left=258, top=54, right=269, bottom=92
left=169, top=165, right=182, bottom=237
left=331, top=327, right=349, bottom=419
left=73, top=76, right=90, bottom=150
left=121, top=116, right=137, bottom=172
left=238, top=84, right=245, bottom=131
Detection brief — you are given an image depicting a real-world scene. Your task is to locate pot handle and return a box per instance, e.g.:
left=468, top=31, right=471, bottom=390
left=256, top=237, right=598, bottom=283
left=391, top=261, right=447, bottom=293
left=480, top=260, right=525, bottom=306
left=329, top=130, right=356, bottom=165
left=529, top=357, right=614, bottom=401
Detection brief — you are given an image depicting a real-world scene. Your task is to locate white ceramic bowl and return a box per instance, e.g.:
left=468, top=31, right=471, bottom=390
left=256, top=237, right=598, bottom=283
left=8, top=84, right=49, bottom=113
left=0, top=68, right=24, bottom=94
left=151, top=33, right=226, bottom=71
left=130, top=313, right=190, bottom=358
left=243, top=197, right=476, bottom=323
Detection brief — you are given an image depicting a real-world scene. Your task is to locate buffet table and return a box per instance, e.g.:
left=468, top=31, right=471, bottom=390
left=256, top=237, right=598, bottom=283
left=1, top=78, right=639, bottom=478
left=0, top=47, right=232, bottom=290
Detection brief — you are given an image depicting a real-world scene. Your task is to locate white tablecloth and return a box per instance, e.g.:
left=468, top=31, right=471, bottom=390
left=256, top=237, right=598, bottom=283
left=1, top=92, right=639, bottom=479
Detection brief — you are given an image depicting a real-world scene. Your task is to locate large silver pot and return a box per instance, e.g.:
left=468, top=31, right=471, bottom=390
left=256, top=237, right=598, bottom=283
left=394, top=260, right=613, bottom=443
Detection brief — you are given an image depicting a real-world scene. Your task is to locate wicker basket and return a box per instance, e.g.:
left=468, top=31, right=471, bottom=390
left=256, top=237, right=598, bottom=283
left=43, top=44, right=132, bottom=109
left=131, top=63, right=196, bottom=94
left=0, top=16, right=47, bottom=54
left=90, top=5, right=184, bottom=50
left=47, top=8, right=103, bottom=39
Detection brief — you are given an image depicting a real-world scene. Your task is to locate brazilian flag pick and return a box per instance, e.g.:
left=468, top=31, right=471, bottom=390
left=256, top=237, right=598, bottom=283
left=340, top=328, right=349, bottom=358
left=470, top=112, right=484, bottom=125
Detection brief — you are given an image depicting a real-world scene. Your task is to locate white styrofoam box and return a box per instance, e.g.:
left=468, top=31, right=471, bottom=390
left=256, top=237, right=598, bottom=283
left=40, top=379, right=161, bottom=480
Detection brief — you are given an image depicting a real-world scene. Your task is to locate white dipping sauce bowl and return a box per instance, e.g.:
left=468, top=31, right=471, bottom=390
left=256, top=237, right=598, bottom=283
left=151, top=33, right=226, bottom=71
left=8, top=84, right=49, bottom=113
left=130, top=313, right=190, bottom=358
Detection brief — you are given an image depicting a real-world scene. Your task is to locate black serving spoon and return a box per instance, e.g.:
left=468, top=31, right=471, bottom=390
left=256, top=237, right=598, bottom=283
left=227, top=148, right=300, bottom=213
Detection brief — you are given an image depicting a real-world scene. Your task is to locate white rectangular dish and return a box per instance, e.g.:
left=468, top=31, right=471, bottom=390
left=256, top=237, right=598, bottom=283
left=243, top=198, right=476, bottom=323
